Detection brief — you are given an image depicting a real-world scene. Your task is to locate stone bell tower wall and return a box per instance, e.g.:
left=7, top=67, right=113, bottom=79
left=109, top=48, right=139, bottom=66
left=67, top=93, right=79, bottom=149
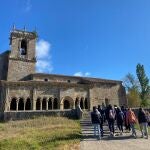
left=7, top=59, right=35, bottom=81
left=0, top=51, right=9, bottom=80
left=6, top=29, right=37, bottom=81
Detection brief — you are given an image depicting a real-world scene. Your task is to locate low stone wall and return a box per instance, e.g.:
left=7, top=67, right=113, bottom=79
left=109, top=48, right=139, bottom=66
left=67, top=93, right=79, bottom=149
left=0, top=109, right=78, bottom=121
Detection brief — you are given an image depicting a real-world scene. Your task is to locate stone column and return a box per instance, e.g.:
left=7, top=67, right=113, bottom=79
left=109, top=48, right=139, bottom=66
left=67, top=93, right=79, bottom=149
left=24, top=100, right=26, bottom=111
left=16, top=99, right=19, bottom=111
left=46, top=99, right=48, bottom=110
left=60, top=98, right=63, bottom=110
left=4, top=87, right=9, bottom=112
left=40, top=100, right=42, bottom=110
left=51, top=98, right=54, bottom=110
left=32, top=88, right=36, bottom=110
left=83, top=98, right=85, bottom=110
left=73, top=100, right=75, bottom=109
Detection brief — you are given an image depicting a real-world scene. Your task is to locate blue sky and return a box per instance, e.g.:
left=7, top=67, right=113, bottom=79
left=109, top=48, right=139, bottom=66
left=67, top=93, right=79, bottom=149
left=0, top=0, right=150, bottom=80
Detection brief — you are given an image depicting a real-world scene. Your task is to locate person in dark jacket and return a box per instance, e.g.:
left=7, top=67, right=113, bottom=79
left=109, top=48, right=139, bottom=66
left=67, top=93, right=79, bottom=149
left=98, top=105, right=104, bottom=137
left=91, top=106, right=101, bottom=140
left=138, top=108, right=148, bottom=139
left=116, top=107, right=124, bottom=135
left=108, top=105, right=116, bottom=137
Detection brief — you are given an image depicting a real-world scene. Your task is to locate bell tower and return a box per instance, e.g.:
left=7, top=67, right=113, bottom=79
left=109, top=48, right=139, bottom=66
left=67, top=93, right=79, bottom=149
left=7, top=27, right=38, bottom=81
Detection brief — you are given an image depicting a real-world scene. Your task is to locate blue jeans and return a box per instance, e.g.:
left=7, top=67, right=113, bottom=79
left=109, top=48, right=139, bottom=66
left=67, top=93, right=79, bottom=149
left=130, top=123, right=136, bottom=136
left=140, top=122, right=148, bottom=138
left=93, top=124, right=101, bottom=138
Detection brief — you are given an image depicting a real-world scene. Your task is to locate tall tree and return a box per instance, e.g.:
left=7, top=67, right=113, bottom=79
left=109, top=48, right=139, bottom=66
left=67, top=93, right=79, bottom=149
left=136, top=63, right=150, bottom=106
left=123, top=73, right=140, bottom=107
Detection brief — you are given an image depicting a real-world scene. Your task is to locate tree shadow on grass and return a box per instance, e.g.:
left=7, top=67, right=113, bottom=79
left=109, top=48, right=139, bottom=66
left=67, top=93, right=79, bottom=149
left=39, top=133, right=82, bottom=146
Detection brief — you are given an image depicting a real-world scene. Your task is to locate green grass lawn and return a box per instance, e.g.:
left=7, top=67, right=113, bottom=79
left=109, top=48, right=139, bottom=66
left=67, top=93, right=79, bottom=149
left=0, top=116, right=81, bottom=150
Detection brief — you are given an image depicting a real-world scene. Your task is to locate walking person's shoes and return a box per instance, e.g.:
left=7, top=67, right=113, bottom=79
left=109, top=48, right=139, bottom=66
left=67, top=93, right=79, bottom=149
left=134, top=133, right=137, bottom=139
left=140, top=135, right=144, bottom=138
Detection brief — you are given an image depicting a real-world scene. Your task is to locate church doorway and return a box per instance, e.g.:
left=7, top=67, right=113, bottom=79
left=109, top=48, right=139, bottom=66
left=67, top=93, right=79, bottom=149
left=62, top=96, right=73, bottom=109
left=64, top=100, right=70, bottom=109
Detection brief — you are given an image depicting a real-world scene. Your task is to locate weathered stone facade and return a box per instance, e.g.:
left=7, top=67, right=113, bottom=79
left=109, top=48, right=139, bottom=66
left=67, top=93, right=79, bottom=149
left=0, top=28, right=127, bottom=120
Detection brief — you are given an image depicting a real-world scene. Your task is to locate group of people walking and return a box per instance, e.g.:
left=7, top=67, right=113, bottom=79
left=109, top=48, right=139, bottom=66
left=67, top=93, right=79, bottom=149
left=91, top=104, right=150, bottom=140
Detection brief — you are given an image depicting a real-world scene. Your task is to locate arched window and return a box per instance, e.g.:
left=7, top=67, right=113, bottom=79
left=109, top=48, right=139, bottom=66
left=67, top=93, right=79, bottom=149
left=36, top=98, right=41, bottom=110
left=80, top=98, right=84, bottom=109
left=18, top=98, right=24, bottom=110
left=10, top=98, right=17, bottom=110
left=84, top=98, right=88, bottom=109
left=42, top=98, right=46, bottom=110
left=48, top=98, right=52, bottom=110
left=64, top=100, right=70, bottom=109
left=20, top=39, right=27, bottom=55
left=25, top=98, right=31, bottom=110
left=53, top=98, right=58, bottom=109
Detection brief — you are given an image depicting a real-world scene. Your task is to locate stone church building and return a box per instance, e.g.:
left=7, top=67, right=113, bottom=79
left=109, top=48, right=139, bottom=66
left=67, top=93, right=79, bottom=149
left=0, top=28, right=127, bottom=120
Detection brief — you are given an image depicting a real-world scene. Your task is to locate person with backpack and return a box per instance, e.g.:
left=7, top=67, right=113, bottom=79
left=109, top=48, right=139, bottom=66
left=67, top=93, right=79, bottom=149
left=116, top=107, right=124, bottom=135
left=138, top=108, right=148, bottom=139
left=108, top=105, right=116, bottom=137
left=145, top=110, right=150, bottom=127
left=126, top=108, right=137, bottom=138
left=91, top=106, right=102, bottom=140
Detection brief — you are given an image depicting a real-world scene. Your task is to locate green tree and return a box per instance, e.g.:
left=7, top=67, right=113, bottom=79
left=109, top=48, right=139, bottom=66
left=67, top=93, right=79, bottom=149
left=123, top=73, right=140, bottom=107
left=136, top=63, right=150, bottom=106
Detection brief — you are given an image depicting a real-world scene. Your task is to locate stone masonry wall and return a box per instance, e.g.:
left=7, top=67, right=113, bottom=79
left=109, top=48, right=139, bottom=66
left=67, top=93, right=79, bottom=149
left=7, top=59, right=35, bottom=81
left=0, top=52, right=9, bottom=80
left=89, top=83, right=121, bottom=109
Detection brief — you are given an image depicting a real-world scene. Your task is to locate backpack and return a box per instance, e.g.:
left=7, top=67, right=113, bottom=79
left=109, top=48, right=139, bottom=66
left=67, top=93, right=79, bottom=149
left=109, top=110, right=115, bottom=119
left=118, top=111, right=124, bottom=121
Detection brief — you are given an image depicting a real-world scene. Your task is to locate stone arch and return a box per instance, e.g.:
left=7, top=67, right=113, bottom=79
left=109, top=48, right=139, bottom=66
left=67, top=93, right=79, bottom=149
left=48, top=98, right=52, bottom=110
left=18, top=98, right=24, bottom=110
left=25, top=98, right=31, bottom=110
left=84, top=98, right=88, bottom=109
left=80, top=97, right=84, bottom=109
left=61, top=96, right=74, bottom=109
left=10, top=97, right=17, bottom=111
left=42, top=98, right=47, bottom=110
left=53, top=98, right=58, bottom=109
left=36, top=98, right=41, bottom=110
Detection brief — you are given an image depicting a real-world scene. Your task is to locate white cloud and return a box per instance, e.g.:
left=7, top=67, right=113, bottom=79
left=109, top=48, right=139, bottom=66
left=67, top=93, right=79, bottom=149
left=25, top=0, right=32, bottom=12
left=36, top=39, right=53, bottom=73
left=36, top=39, right=51, bottom=59
left=74, top=72, right=91, bottom=77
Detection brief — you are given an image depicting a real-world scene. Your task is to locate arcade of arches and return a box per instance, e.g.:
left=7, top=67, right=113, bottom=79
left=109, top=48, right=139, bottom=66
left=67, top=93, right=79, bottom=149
left=9, top=97, right=89, bottom=111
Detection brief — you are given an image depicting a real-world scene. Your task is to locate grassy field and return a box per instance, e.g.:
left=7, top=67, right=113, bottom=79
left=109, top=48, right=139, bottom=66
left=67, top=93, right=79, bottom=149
left=0, top=116, right=81, bottom=150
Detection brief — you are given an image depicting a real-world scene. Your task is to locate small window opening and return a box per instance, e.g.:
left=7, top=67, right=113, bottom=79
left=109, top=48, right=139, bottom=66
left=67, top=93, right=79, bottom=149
left=44, top=78, right=48, bottom=82
left=20, top=39, right=27, bottom=55
left=67, top=80, right=71, bottom=83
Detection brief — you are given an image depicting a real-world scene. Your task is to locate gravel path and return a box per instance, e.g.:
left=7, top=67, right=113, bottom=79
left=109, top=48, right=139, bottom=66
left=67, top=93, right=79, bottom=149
left=80, top=113, right=150, bottom=150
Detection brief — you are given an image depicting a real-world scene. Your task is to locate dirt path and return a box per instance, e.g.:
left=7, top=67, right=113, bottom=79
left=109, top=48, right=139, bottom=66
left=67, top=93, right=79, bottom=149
left=80, top=113, right=150, bottom=150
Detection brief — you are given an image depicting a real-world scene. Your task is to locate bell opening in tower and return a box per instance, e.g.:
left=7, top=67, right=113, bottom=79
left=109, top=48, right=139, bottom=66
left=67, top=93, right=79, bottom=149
left=20, top=39, right=27, bottom=55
